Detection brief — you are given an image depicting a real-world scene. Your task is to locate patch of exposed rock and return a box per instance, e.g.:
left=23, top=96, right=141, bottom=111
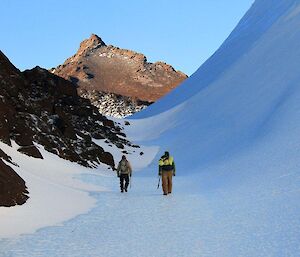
left=79, top=89, right=152, bottom=118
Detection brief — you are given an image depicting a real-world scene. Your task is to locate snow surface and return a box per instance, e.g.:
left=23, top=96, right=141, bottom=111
left=1, top=0, right=300, bottom=256
left=0, top=137, right=158, bottom=240
left=0, top=142, right=100, bottom=238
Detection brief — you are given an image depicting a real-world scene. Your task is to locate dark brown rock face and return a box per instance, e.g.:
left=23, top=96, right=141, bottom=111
left=0, top=159, right=29, bottom=207
left=0, top=148, right=29, bottom=206
left=0, top=50, right=135, bottom=206
left=52, top=34, right=187, bottom=103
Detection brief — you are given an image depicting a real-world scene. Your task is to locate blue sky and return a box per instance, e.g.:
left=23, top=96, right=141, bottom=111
left=1, top=0, right=253, bottom=75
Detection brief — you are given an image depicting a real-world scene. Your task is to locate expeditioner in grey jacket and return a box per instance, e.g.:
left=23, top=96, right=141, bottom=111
left=117, top=155, right=132, bottom=193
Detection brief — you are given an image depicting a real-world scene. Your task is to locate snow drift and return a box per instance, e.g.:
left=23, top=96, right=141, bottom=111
left=132, top=0, right=300, bottom=174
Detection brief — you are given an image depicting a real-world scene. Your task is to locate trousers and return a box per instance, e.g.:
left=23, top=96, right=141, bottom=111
left=120, top=174, right=129, bottom=190
left=162, top=170, right=173, bottom=195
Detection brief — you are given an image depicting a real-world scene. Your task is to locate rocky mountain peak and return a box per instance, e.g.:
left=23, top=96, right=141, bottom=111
left=77, top=34, right=106, bottom=57
left=52, top=35, right=188, bottom=113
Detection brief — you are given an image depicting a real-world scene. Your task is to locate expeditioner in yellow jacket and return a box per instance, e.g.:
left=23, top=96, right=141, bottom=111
left=158, top=151, right=176, bottom=195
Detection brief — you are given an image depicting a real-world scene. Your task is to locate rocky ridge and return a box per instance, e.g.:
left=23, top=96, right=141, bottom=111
left=0, top=51, right=136, bottom=206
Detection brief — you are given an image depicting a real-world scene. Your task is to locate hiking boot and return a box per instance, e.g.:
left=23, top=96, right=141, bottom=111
left=125, top=188, right=128, bottom=192
left=168, top=192, right=172, bottom=194
left=163, top=193, right=168, bottom=195
left=121, top=189, right=124, bottom=193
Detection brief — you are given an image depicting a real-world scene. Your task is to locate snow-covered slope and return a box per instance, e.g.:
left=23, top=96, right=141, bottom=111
left=131, top=0, right=300, bottom=173
left=134, top=0, right=298, bottom=118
